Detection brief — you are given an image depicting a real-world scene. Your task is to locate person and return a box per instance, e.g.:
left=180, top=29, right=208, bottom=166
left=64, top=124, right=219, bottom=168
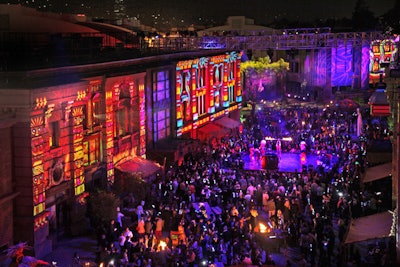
left=116, top=207, right=125, bottom=228
left=155, top=216, right=164, bottom=240
left=144, top=216, right=154, bottom=239
left=118, top=232, right=126, bottom=253
left=276, top=139, right=282, bottom=159
left=72, top=252, right=80, bottom=267
left=107, top=219, right=120, bottom=248
left=122, top=226, right=133, bottom=240
left=136, top=200, right=145, bottom=222
left=300, top=141, right=307, bottom=153
left=136, top=217, right=146, bottom=241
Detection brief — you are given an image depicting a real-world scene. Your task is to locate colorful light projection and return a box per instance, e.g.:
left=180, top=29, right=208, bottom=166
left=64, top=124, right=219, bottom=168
left=176, top=63, right=193, bottom=130
left=331, top=44, right=354, bottom=87
left=71, top=105, right=85, bottom=196
left=31, top=114, right=46, bottom=223
left=369, top=39, right=398, bottom=84
left=139, top=83, right=146, bottom=156
left=211, top=54, right=228, bottom=108
left=227, top=51, right=242, bottom=103
left=315, top=49, right=328, bottom=87
left=105, top=89, right=115, bottom=185
left=176, top=52, right=242, bottom=137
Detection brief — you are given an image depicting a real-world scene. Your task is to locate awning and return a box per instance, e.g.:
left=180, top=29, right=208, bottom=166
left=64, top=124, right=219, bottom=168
left=116, top=157, right=161, bottom=178
left=214, top=116, right=242, bottom=129
left=344, top=211, right=395, bottom=244
left=197, top=123, right=229, bottom=140
left=362, top=162, right=392, bottom=183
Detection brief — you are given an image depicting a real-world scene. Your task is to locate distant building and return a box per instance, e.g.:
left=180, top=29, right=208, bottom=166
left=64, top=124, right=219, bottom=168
left=197, top=16, right=278, bottom=37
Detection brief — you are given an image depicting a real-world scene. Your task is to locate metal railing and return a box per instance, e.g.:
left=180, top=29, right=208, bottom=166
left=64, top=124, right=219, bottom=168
left=0, top=31, right=392, bottom=71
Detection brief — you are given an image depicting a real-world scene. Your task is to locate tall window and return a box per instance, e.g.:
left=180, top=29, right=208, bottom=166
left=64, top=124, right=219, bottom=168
left=197, top=92, right=206, bottom=116
left=152, top=70, right=171, bottom=142
left=116, top=102, right=131, bottom=137
left=153, top=70, right=169, bottom=102
left=228, top=86, right=235, bottom=103
left=83, top=137, right=100, bottom=166
left=92, top=99, right=101, bottom=126
left=91, top=83, right=101, bottom=127
left=153, top=109, right=170, bottom=141
left=196, top=67, right=206, bottom=88
left=49, top=121, right=60, bottom=148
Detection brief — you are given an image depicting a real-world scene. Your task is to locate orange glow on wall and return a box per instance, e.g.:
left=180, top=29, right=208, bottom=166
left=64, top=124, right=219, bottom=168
left=35, top=97, right=47, bottom=109
left=76, top=90, right=87, bottom=101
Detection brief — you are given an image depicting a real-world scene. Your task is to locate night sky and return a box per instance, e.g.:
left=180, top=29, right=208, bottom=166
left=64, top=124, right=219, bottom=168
left=1, top=0, right=396, bottom=26
left=124, top=0, right=396, bottom=25
left=130, top=0, right=396, bottom=22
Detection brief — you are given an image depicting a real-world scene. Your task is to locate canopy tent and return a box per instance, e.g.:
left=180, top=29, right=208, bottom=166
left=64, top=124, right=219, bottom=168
left=344, top=211, right=395, bottom=244
left=116, top=157, right=161, bottom=179
left=197, top=123, right=229, bottom=141
left=362, top=162, right=392, bottom=183
left=214, top=116, right=242, bottom=130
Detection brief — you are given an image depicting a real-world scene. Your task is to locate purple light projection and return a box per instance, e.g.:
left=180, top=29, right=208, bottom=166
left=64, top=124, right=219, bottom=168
left=331, top=44, right=353, bottom=87
left=316, top=49, right=328, bottom=87
left=361, top=45, right=371, bottom=88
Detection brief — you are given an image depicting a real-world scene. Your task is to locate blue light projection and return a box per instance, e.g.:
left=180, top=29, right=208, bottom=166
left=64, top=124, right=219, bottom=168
left=315, top=49, right=328, bottom=87
left=331, top=44, right=353, bottom=87
left=201, top=37, right=226, bottom=49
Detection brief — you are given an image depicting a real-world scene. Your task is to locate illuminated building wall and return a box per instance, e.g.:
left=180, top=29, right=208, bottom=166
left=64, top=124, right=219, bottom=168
left=293, top=41, right=376, bottom=93
left=370, top=39, right=398, bottom=84
left=1, top=49, right=239, bottom=257
left=175, top=51, right=242, bottom=138
left=104, top=73, right=146, bottom=180
left=105, top=73, right=146, bottom=180
left=19, top=80, right=91, bottom=256
left=147, top=68, right=173, bottom=147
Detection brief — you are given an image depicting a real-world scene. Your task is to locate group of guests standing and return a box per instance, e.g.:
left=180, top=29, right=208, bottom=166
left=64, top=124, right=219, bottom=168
left=94, top=102, right=393, bottom=267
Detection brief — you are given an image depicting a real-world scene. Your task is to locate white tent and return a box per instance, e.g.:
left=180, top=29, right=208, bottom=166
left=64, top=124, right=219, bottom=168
left=344, top=211, right=395, bottom=244
left=362, top=162, right=392, bottom=183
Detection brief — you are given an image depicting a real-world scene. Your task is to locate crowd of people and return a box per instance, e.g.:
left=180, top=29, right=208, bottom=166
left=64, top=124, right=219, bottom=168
left=94, top=102, right=394, bottom=267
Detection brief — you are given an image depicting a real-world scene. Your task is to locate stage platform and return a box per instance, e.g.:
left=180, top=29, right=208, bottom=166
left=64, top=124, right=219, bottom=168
left=242, top=152, right=336, bottom=173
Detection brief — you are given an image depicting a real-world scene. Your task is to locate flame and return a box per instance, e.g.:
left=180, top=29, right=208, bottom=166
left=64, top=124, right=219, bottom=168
left=259, top=223, right=268, bottom=233
left=159, top=240, right=167, bottom=250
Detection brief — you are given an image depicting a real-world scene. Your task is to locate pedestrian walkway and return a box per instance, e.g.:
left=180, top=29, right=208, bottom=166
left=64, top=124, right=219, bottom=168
left=42, top=235, right=97, bottom=267
left=41, top=227, right=295, bottom=267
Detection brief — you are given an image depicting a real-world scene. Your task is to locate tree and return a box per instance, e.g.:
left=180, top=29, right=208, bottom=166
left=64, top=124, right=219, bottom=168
left=240, top=56, right=289, bottom=107
left=381, top=0, right=400, bottom=34
left=87, top=190, right=120, bottom=227
left=352, top=0, right=377, bottom=31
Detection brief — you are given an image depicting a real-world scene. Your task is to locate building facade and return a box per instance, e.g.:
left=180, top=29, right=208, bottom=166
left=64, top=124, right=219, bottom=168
left=0, top=49, right=242, bottom=258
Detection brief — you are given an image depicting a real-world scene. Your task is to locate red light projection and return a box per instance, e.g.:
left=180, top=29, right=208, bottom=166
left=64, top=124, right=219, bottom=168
left=175, top=52, right=242, bottom=138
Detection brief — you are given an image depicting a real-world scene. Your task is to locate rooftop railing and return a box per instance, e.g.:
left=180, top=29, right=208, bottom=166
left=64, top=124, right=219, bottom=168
left=0, top=31, right=392, bottom=71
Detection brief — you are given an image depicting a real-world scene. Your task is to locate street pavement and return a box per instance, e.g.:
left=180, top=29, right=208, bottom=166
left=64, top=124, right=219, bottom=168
left=42, top=235, right=98, bottom=267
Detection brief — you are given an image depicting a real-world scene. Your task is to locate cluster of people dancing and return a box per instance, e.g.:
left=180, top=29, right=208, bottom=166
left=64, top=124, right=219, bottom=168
left=94, top=102, right=394, bottom=267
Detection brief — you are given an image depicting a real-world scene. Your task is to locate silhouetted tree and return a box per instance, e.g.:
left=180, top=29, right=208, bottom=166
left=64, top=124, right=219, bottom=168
left=87, top=191, right=120, bottom=226
left=352, top=0, right=377, bottom=31
left=381, top=0, right=400, bottom=34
